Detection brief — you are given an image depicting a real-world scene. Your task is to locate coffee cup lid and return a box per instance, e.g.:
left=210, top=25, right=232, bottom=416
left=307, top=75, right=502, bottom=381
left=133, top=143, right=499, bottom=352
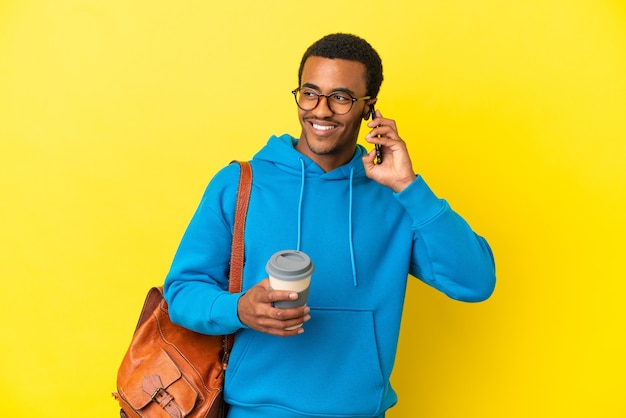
left=266, top=250, right=314, bottom=281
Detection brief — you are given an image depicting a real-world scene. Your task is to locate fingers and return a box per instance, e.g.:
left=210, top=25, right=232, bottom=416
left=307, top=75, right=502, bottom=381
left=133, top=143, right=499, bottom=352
left=364, top=111, right=404, bottom=161
left=237, top=279, right=311, bottom=337
left=253, top=278, right=295, bottom=302
left=255, top=306, right=311, bottom=337
left=366, top=110, right=400, bottom=142
left=362, top=110, right=416, bottom=192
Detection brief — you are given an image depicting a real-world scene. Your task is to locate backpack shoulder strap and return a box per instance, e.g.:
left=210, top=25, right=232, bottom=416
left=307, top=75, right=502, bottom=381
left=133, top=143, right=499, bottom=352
left=229, top=160, right=252, bottom=294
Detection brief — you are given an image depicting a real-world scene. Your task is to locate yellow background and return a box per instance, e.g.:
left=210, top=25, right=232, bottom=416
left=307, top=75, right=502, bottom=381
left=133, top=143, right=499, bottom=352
left=1, top=0, right=625, bottom=417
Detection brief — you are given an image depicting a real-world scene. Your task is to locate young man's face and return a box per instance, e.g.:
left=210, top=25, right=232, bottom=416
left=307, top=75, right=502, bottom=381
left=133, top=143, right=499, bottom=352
left=295, top=56, right=372, bottom=171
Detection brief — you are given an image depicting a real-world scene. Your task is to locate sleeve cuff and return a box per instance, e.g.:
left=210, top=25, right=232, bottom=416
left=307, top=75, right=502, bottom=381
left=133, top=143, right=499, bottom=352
left=210, top=291, right=248, bottom=333
left=394, top=175, right=446, bottom=226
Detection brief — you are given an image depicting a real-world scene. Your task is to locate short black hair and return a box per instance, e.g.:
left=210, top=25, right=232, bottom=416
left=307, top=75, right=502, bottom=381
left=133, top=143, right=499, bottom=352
left=298, top=33, right=384, bottom=98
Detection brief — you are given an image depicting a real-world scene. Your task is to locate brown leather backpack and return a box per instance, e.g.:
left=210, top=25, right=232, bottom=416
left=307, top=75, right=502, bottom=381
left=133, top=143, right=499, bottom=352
left=113, top=161, right=251, bottom=417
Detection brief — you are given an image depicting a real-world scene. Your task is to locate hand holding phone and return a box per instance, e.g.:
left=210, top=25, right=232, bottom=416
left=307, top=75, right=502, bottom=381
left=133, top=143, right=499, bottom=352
left=370, top=105, right=382, bottom=164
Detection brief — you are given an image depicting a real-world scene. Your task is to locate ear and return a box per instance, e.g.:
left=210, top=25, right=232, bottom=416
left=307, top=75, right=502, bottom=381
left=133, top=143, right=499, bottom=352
left=362, top=98, right=378, bottom=120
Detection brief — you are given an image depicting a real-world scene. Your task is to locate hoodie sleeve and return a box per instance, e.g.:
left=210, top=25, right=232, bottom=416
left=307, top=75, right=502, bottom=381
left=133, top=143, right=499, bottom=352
left=394, top=175, right=496, bottom=302
left=163, top=164, right=247, bottom=335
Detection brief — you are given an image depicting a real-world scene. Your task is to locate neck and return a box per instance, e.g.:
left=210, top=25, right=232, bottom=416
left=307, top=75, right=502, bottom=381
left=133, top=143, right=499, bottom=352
left=295, top=132, right=359, bottom=172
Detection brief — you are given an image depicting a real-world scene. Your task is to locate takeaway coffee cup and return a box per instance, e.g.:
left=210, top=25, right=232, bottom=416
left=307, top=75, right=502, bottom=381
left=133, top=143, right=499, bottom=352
left=266, top=250, right=314, bottom=316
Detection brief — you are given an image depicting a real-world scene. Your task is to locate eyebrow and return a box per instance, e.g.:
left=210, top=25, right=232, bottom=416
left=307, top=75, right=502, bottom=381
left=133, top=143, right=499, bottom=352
left=301, top=83, right=357, bottom=96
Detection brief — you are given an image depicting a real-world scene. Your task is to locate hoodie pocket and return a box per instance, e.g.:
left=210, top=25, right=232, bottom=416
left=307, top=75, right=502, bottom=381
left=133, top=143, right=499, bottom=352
left=225, top=308, right=385, bottom=416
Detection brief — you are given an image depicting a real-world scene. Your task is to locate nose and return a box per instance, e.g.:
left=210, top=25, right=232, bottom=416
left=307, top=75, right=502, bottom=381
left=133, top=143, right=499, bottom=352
left=311, top=95, right=333, bottom=118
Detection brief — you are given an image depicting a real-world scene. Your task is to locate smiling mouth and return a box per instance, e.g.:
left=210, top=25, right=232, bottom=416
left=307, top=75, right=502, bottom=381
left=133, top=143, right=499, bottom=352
left=311, top=123, right=336, bottom=131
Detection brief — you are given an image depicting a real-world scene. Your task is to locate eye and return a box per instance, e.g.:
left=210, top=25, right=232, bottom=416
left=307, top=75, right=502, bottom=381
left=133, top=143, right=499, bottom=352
left=300, top=89, right=319, bottom=100
left=330, top=92, right=352, bottom=103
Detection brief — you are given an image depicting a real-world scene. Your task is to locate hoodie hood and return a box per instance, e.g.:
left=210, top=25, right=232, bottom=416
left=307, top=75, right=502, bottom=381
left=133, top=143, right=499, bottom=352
left=253, top=134, right=369, bottom=180
left=253, top=134, right=368, bottom=286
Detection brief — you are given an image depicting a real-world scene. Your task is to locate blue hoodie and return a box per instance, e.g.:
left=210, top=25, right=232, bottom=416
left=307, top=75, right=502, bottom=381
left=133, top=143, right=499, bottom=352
left=164, top=134, right=495, bottom=418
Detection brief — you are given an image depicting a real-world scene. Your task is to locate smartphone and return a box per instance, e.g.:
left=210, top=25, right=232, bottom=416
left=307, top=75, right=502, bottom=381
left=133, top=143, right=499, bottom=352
left=371, top=105, right=382, bottom=164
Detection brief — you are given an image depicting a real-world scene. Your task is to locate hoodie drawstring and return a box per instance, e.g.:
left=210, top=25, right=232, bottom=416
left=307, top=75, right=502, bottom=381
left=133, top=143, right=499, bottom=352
left=348, top=167, right=358, bottom=287
left=296, top=158, right=305, bottom=252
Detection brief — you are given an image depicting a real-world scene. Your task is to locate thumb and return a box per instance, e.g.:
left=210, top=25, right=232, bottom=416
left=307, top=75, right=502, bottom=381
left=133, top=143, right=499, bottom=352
left=257, top=277, right=271, bottom=290
left=362, top=150, right=376, bottom=166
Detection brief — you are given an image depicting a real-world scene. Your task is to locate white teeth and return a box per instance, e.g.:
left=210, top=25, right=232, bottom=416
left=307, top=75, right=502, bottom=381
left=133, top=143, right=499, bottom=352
left=312, top=124, right=334, bottom=131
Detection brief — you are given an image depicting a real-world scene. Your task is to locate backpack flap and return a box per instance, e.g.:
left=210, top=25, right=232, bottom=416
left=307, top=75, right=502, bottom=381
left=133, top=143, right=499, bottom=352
left=120, top=348, right=198, bottom=416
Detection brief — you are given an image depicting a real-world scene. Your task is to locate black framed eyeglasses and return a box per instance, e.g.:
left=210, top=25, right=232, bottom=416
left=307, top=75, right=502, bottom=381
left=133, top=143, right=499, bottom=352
left=292, top=87, right=371, bottom=115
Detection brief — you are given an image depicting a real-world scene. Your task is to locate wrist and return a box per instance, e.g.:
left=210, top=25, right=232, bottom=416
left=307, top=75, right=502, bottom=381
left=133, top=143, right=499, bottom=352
left=391, top=174, right=417, bottom=193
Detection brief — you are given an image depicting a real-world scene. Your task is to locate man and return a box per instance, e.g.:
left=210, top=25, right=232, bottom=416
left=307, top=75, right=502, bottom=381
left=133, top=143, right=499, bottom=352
left=164, top=33, right=495, bottom=418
